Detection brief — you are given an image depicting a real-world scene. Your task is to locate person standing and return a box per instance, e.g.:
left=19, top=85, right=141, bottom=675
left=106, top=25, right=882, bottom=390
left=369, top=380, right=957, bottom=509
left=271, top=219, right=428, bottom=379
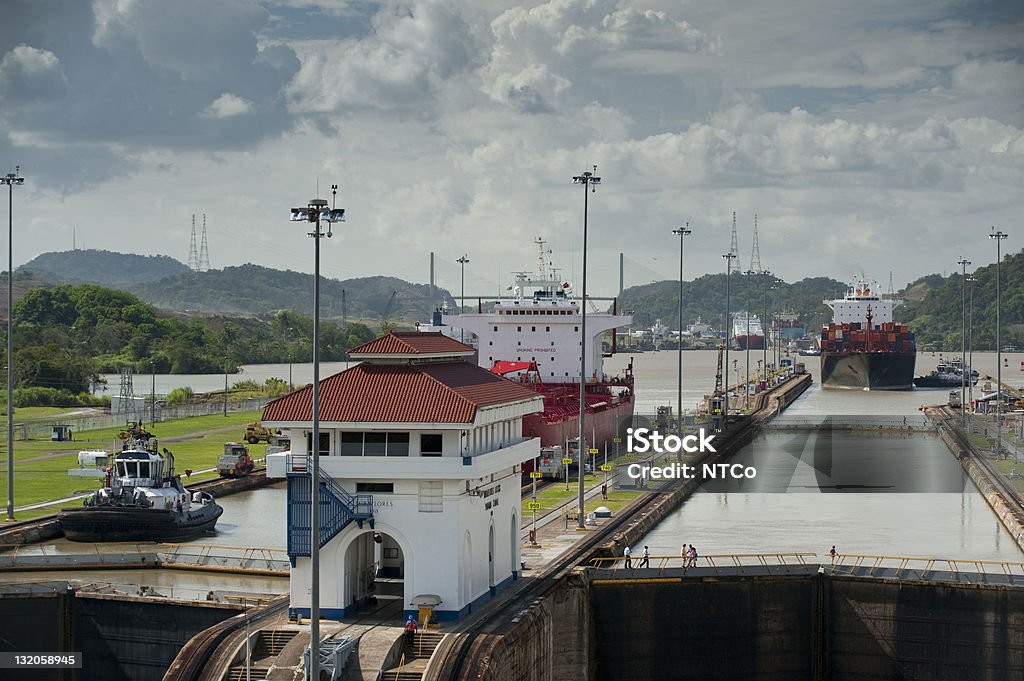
left=623, top=544, right=632, bottom=569
left=829, top=545, right=837, bottom=562
left=680, top=542, right=688, bottom=567
left=687, top=544, right=698, bottom=568
left=640, top=545, right=650, bottom=568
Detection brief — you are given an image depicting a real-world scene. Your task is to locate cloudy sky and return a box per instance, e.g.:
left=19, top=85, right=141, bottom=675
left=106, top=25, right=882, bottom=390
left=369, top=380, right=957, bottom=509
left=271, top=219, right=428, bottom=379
left=2, top=0, right=1022, bottom=298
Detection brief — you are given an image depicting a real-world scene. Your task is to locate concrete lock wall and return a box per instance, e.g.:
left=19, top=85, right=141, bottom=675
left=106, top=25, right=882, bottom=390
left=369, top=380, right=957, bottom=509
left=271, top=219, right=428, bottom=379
left=478, top=573, right=1024, bottom=681
left=586, top=575, right=1024, bottom=681
left=0, top=589, right=240, bottom=681
left=590, top=577, right=813, bottom=680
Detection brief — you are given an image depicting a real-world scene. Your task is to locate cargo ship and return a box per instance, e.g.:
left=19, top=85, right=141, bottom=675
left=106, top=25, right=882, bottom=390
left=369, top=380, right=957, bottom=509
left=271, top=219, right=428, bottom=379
left=441, top=239, right=634, bottom=472
left=772, top=311, right=805, bottom=342
left=733, top=311, right=765, bottom=350
left=820, top=280, right=916, bottom=390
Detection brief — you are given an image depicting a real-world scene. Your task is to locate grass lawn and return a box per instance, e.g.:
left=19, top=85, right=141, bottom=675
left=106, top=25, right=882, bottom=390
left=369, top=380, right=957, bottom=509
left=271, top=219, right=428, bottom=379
left=992, top=460, right=1024, bottom=493
left=0, top=410, right=266, bottom=513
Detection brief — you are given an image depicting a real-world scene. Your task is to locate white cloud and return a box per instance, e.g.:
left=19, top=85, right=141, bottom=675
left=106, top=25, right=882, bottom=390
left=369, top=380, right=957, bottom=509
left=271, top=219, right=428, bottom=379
left=0, top=44, right=67, bottom=103
left=201, top=93, right=255, bottom=119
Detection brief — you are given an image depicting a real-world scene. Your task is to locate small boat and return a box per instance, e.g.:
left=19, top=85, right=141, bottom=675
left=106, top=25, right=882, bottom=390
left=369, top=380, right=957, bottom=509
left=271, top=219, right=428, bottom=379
left=59, top=436, right=223, bottom=542
left=913, top=360, right=978, bottom=388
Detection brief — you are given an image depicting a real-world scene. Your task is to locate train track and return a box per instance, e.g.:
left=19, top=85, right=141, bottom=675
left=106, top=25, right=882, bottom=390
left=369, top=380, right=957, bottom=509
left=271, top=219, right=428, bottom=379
left=939, top=412, right=1024, bottom=510
left=163, top=593, right=290, bottom=681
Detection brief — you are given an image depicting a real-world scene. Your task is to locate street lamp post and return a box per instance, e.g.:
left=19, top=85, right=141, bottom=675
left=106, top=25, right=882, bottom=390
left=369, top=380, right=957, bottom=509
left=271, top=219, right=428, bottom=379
left=967, top=275, right=976, bottom=406
left=990, top=228, right=1009, bottom=462
left=3, top=166, right=24, bottom=521
left=721, top=253, right=737, bottom=428
left=151, top=361, right=156, bottom=428
left=457, top=255, right=469, bottom=344
left=290, top=187, right=344, bottom=681
left=744, top=270, right=755, bottom=407
left=572, top=166, right=600, bottom=530
left=761, top=270, right=771, bottom=382
left=672, top=224, right=692, bottom=432
left=957, top=257, right=970, bottom=425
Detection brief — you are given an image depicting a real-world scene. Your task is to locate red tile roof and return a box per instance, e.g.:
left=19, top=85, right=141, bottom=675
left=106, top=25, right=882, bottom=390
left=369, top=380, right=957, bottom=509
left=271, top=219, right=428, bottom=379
left=262, top=361, right=540, bottom=424
left=348, top=332, right=473, bottom=357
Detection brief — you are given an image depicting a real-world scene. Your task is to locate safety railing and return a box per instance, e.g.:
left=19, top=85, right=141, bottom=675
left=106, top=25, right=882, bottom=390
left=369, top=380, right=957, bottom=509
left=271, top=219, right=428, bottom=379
left=588, top=552, right=1024, bottom=585
left=589, top=552, right=818, bottom=577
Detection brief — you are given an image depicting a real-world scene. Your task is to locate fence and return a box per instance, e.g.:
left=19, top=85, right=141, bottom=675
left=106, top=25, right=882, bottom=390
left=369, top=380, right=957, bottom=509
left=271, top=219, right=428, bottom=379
left=15, top=398, right=272, bottom=440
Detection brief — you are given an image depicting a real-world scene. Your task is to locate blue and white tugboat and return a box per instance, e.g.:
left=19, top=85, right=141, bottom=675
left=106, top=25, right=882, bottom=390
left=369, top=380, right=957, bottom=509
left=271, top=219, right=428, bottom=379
left=59, top=436, right=222, bottom=542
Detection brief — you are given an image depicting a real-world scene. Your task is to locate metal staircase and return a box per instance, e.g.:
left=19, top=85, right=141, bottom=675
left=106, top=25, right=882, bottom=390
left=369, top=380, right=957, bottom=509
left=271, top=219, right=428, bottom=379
left=287, top=458, right=374, bottom=561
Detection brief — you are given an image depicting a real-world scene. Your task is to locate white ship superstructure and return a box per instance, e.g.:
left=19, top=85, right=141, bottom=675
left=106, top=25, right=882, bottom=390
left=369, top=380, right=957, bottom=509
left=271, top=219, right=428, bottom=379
left=443, top=239, right=632, bottom=382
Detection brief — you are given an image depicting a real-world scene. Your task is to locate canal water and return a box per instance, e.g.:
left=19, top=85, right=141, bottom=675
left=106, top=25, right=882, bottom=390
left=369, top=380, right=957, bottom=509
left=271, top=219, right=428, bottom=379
left=618, top=350, right=1024, bottom=562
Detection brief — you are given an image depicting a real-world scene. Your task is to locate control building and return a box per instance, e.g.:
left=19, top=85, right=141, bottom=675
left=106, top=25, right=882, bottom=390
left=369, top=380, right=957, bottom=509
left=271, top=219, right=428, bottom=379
left=264, top=332, right=542, bottom=621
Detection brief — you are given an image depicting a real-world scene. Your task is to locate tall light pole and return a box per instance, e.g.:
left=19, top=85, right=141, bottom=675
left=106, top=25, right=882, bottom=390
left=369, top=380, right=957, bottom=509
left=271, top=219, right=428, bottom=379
left=967, top=275, right=976, bottom=406
left=672, top=223, right=692, bottom=432
left=721, top=253, right=737, bottom=428
left=957, top=257, right=970, bottom=425
left=744, top=270, right=755, bottom=406
left=573, top=166, right=600, bottom=530
left=456, top=255, right=469, bottom=344
left=2, top=166, right=23, bottom=521
left=290, top=186, right=344, bottom=681
left=761, top=269, right=771, bottom=384
left=990, top=228, right=1009, bottom=462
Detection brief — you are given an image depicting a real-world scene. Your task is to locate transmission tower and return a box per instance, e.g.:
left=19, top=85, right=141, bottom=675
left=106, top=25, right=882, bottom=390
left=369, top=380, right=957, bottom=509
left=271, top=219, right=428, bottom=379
left=728, top=211, right=741, bottom=276
left=117, top=367, right=134, bottom=416
left=750, top=214, right=762, bottom=273
left=198, top=213, right=210, bottom=271
left=188, top=215, right=199, bottom=272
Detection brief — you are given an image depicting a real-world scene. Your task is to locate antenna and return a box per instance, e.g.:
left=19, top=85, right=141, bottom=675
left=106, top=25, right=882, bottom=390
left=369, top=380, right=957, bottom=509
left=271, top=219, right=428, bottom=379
left=750, top=214, right=762, bottom=273
left=199, top=214, right=210, bottom=271
left=188, top=215, right=199, bottom=272
left=535, top=237, right=551, bottom=280
left=729, top=212, right=740, bottom=276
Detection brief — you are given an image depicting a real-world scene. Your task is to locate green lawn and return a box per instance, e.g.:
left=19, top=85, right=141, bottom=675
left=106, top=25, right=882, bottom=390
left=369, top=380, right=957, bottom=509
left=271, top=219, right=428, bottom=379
left=0, top=410, right=265, bottom=513
left=992, top=460, right=1024, bottom=493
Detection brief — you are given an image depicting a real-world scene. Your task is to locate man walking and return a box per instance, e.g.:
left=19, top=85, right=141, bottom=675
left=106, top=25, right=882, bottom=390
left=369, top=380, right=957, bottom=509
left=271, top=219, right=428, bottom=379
left=640, top=545, right=650, bottom=568
left=623, top=544, right=632, bottom=569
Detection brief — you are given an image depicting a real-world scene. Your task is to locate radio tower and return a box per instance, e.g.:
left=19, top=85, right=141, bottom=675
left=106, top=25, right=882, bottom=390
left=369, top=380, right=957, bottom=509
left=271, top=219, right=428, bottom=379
left=188, top=215, right=200, bottom=272
left=728, top=211, right=741, bottom=276
left=750, top=214, right=762, bottom=273
left=117, top=367, right=134, bottom=416
left=198, top=214, right=210, bottom=272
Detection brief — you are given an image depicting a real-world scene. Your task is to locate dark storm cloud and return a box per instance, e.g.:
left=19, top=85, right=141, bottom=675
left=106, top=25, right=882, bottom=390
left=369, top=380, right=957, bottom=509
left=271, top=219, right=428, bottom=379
left=0, top=0, right=300, bottom=189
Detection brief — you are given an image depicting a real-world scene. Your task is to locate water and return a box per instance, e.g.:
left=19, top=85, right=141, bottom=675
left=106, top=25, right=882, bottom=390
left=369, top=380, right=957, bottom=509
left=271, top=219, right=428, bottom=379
left=620, top=350, right=1024, bottom=562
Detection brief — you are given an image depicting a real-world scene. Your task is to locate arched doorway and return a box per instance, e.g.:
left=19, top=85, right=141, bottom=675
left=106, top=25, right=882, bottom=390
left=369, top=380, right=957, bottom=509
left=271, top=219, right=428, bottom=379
left=342, top=530, right=405, bottom=618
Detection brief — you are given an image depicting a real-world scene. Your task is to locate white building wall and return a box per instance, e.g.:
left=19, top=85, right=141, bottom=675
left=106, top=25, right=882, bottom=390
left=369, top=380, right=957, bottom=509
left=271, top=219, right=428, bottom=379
left=288, top=464, right=522, bottom=619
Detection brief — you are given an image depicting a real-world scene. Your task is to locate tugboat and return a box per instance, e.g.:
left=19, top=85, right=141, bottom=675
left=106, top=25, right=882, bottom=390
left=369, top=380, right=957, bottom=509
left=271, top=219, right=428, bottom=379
left=58, top=435, right=222, bottom=542
left=914, top=359, right=979, bottom=388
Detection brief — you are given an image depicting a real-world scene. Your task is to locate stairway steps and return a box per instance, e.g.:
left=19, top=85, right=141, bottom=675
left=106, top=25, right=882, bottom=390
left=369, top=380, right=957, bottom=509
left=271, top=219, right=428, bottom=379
left=224, top=666, right=270, bottom=681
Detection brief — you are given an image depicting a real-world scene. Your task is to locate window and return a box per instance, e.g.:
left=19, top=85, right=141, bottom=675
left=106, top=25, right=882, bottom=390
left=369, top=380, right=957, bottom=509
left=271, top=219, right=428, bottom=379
left=531, top=326, right=536, bottom=332
left=306, top=432, right=330, bottom=456
left=546, top=326, right=550, bottom=332
left=365, top=432, right=387, bottom=456
left=517, top=326, right=522, bottom=332
left=340, top=432, right=410, bottom=456
left=388, top=432, right=410, bottom=456
left=340, top=432, right=362, bottom=456
left=356, top=482, right=394, bottom=493
left=419, top=480, right=443, bottom=512
left=421, top=433, right=443, bottom=456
